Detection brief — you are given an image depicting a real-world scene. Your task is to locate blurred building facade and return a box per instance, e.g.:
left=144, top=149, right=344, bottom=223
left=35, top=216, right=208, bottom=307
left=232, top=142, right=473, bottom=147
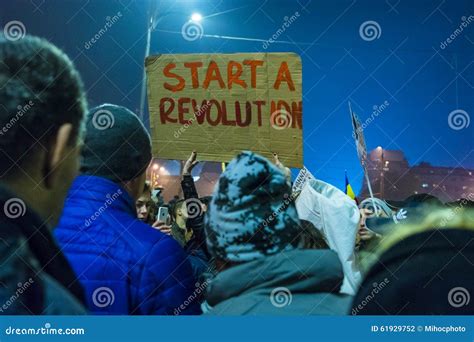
left=359, top=148, right=474, bottom=202
left=146, top=159, right=222, bottom=202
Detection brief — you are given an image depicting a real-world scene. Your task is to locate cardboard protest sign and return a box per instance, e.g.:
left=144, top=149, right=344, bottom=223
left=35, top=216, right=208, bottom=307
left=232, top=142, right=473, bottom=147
left=146, top=53, right=303, bottom=167
left=292, top=166, right=316, bottom=193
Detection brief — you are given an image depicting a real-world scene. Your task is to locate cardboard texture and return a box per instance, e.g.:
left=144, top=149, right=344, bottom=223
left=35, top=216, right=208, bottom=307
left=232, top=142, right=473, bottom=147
left=146, top=52, right=303, bottom=167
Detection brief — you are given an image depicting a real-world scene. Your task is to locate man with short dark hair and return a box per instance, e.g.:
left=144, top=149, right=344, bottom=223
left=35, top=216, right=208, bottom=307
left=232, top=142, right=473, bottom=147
left=54, top=104, right=200, bottom=315
left=0, top=35, right=87, bottom=314
left=169, top=199, right=192, bottom=247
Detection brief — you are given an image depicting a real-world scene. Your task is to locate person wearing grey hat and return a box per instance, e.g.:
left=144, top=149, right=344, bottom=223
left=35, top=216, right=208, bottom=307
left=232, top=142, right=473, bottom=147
left=203, top=151, right=352, bottom=315
left=54, top=104, right=200, bottom=315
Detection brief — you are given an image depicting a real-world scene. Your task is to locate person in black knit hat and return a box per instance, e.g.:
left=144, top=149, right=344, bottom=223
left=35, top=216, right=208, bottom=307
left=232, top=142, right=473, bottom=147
left=80, top=104, right=152, bottom=184
left=54, top=104, right=200, bottom=315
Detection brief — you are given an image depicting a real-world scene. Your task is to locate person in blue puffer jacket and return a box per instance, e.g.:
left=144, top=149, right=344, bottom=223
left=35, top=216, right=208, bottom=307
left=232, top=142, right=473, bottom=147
left=54, top=104, right=200, bottom=315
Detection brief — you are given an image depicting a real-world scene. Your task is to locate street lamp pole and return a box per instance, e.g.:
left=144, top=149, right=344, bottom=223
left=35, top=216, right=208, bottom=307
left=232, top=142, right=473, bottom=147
left=380, top=147, right=385, bottom=198
left=139, top=2, right=159, bottom=121
left=139, top=6, right=202, bottom=121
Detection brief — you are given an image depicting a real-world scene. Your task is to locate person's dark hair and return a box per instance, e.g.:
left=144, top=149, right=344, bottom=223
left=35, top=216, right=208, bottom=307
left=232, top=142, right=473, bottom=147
left=446, top=199, right=474, bottom=209
left=143, top=180, right=152, bottom=195
left=298, top=219, right=329, bottom=249
left=403, top=193, right=444, bottom=208
left=0, top=35, right=87, bottom=177
left=170, top=199, right=185, bottom=220
left=199, top=196, right=212, bottom=207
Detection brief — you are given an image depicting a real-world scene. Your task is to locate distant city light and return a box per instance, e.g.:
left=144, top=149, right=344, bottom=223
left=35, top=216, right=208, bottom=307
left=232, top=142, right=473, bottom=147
left=152, top=163, right=159, bottom=170
left=159, top=166, right=169, bottom=175
left=191, top=13, right=202, bottom=22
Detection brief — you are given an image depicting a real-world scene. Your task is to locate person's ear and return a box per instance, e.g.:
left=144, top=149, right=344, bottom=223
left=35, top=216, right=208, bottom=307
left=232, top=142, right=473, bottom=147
left=43, top=123, right=74, bottom=189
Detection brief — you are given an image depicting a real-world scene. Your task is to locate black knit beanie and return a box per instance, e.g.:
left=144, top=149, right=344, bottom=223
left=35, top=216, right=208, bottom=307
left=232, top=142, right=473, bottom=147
left=80, top=104, right=152, bottom=183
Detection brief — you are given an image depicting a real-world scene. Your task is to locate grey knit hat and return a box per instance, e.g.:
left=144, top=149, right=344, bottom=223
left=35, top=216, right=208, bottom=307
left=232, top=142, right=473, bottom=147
left=80, top=104, right=152, bottom=183
left=205, top=151, right=301, bottom=263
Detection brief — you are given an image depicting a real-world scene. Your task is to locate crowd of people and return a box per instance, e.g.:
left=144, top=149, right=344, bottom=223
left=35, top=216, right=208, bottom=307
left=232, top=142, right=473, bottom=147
left=0, top=35, right=473, bottom=316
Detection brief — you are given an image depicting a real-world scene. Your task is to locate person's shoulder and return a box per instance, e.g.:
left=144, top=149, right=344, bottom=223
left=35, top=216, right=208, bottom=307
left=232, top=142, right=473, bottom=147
left=148, top=230, right=186, bottom=258
left=126, top=218, right=185, bottom=260
left=40, top=272, right=87, bottom=315
left=128, top=217, right=171, bottom=244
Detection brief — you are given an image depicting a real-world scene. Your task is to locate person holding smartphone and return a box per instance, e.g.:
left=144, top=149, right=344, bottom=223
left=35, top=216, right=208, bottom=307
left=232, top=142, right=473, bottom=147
left=154, top=151, right=210, bottom=281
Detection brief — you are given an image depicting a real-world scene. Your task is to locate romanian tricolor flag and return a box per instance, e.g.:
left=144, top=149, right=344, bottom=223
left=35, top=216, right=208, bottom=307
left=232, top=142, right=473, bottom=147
left=345, top=170, right=357, bottom=201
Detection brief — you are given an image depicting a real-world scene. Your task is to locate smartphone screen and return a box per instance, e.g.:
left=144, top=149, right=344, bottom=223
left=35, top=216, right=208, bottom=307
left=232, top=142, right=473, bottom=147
left=157, top=207, right=169, bottom=223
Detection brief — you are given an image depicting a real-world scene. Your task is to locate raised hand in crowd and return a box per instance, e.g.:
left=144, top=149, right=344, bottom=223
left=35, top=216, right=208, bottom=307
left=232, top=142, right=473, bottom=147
left=183, top=150, right=199, bottom=177
left=152, top=220, right=172, bottom=236
left=273, top=153, right=291, bottom=184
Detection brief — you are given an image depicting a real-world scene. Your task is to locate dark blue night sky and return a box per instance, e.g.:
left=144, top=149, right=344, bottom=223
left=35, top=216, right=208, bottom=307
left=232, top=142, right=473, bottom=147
left=2, top=0, right=473, bottom=192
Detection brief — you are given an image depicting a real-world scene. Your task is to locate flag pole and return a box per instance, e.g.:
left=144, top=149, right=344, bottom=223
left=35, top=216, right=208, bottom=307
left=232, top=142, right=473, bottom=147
left=348, top=101, right=378, bottom=215
left=364, top=165, right=378, bottom=215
